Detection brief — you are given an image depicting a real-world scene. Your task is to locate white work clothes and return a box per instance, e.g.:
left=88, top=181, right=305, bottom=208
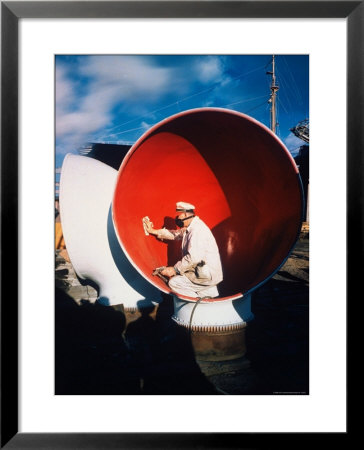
left=156, top=216, right=223, bottom=297
left=169, top=275, right=219, bottom=298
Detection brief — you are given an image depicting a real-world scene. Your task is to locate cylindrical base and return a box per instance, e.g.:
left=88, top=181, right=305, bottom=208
left=172, top=294, right=252, bottom=361
left=101, top=301, right=248, bottom=362
left=189, top=326, right=247, bottom=361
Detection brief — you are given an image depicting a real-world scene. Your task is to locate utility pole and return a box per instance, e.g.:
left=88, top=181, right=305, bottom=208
left=267, top=55, right=279, bottom=134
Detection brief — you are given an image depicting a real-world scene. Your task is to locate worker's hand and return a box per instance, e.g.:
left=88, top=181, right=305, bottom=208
left=145, top=220, right=154, bottom=234
left=160, top=266, right=176, bottom=278
left=142, top=216, right=155, bottom=235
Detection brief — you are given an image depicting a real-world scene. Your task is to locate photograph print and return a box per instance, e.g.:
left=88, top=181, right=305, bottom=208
left=55, top=55, right=309, bottom=395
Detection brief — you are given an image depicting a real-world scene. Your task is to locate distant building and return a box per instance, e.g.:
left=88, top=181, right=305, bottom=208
left=79, top=142, right=132, bottom=171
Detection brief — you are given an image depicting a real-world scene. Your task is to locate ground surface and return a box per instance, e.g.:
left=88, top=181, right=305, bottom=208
left=55, top=233, right=309, bottom=395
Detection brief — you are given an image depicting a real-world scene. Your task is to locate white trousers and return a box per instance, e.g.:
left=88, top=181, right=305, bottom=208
left=168, top=275, right=219, bottom=298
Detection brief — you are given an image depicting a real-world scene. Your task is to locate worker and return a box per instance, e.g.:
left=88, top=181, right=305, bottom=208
left=144, top=202, right=223, bottom=298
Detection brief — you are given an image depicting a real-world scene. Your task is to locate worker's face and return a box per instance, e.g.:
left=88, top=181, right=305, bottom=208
left=177, top=212, right=188, bottom=220
left=175, top=212, right=194, bottom=228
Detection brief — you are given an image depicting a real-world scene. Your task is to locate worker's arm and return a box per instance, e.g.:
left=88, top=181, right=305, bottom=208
left=174, top=252, right=195, bottom=274
left=155, top=228, right=181, bottom=240
left=160, top=266, right=177, bottom=277
left=174, top=232, right=205, bottom=274
left=143, top=217, right=183, bottom=240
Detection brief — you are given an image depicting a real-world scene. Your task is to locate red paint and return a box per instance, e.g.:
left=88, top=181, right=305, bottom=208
left=112, top=108, right=303, bottom=300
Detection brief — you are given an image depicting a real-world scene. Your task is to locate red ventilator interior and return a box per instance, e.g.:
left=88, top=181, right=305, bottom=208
left=112, top=108, right=303, bottom=300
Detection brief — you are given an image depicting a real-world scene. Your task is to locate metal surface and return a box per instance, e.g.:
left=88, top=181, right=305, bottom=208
left=190, top=328, right=247, bottom=361
left=59, top=154, right=162, bottom=309
left=112, top=108, right=304, bottom=300
left=290, top=119, right=309, bottom=143
left=172, top=294, right=253, bottom=329
left=172, top=293, right=252, bottom=360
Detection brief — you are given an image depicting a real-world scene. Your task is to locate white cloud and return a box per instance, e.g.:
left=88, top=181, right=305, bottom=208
left=56, top=56, right=176, bottom=147
left=56, top=56, right=233, bottom=154
left=140, top=120, right=154, bottom=131
left=202, top=99, right=215, bottom=107
left=57, top=110, right=112, bottom=136
left=194, top=56, right=226, bottom=84
left=78, top=56, right=171, bottom=101
left=55, top=65, right=76, bottom=114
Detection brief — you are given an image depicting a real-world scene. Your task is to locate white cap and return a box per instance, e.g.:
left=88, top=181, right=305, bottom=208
left=176, top=201, right=195, bottom=212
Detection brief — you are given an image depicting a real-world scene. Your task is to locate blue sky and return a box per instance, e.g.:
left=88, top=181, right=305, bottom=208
left=55, top=54, right=308, bottom=170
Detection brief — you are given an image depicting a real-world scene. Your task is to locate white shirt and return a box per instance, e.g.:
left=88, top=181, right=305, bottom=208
left=156, top=216, right=223, bottom=285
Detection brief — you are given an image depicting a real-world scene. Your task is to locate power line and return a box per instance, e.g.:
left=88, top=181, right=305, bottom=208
left=108, top=94, right=270, bottom=141
left=94, top=95, right=270, bottom=142
left=105, top=124, right=149, bottom=138
left=244, top=100, right=269, bottom=115
left=95, top=103, right=177, bottom=140
left=217, top=94, right=269, bottom=109
left=281, top=56, right=303, bottom=105
left=275, top=69, right=293, bottom=110
left=95, top=63, right=267, bottom=140
left=277, top=96, right=288, bottom=114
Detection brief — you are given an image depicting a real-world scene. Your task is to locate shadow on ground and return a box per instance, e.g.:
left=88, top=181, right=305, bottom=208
left=55, top=289, right=217, bottom=395
left=55, top=237, right=309, bottom=395
left=244, top=277, right=309, bottom=394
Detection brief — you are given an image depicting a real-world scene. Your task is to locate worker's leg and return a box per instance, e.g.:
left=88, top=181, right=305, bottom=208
left=168, top=275, right=198, bottom=297
left=169, top=275, right=219, bottom=298
left=196, top=284, right=219, bottom=298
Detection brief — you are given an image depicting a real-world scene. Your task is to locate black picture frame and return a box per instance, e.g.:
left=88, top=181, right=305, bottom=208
left=1, top=1, right=358, bottom=448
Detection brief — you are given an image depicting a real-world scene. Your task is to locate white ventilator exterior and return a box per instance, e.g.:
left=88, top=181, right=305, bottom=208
left=172, top=294, right=254, bottom=330
left=59, top=154, right=162, bottom=309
